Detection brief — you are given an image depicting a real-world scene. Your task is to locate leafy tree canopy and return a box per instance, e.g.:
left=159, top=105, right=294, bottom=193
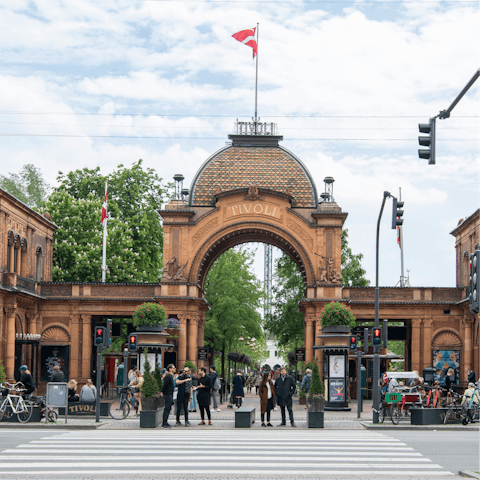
left=45, top=160, right=171, bottom=282
left=341, top=229, right=370, bottom=287
left=0, top=164, right=50, bottom=210
left=204, top=247, right=266, bottom=377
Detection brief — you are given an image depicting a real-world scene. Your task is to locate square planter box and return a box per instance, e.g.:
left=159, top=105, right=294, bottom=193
left=307, top=411, right=324, bottom=428
left=299, top=397, right=306, bottom=405
left=140, top=407, right=164, bottom=428
left=2, top=406, right=42, bottom=423
left=410, top=408, right=459, bottom=425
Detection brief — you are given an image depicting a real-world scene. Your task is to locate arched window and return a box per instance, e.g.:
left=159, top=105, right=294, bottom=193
left=6, top=231, right=14, bottom=273
left=20, top=238, right=27, bottom=277
left=36, top=246, right=43, bottom=282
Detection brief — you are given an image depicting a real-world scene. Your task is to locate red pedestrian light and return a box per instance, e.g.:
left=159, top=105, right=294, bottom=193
left=349, top=335, right=357, bottom=352
left=372, top=328, right=382, bottom=345
left=95, top=327, right=105, bottom=346
left=128, top=334, right=138, bottom=352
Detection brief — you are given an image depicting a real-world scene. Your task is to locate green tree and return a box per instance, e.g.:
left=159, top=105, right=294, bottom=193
left=0, top=164, right=50, bottom=210
left=341, top=229, right=370, bottom=287
left=46, top=160, right=171, bottom=282
left=203, top=247, right=265, bottom=378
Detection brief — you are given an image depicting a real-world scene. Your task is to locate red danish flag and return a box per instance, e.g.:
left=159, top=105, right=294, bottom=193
left=101, top=185, right=108, bottom=227
left=232, top=27, right=257, bottom=58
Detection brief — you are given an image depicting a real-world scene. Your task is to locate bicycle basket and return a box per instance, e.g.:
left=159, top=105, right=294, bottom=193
left=385, top=392, right=402, bottom=403
left=1, top=388, right=8, bottom=397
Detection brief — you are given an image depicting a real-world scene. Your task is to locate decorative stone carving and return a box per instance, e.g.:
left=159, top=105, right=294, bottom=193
left=318, top=266, right=328, bottom=283
left=192, top=218, right=219, bottom=247
left=244, top=185, right=263, bottom=201
left=317, top=257, right=341, bottom=284
left=287, top=219, right=313, bottom=251
left=214, top=185, right=223, bottom=194
left=163, top=256, right=188, bottom=282
left=330, top=268, right=342, bottom=284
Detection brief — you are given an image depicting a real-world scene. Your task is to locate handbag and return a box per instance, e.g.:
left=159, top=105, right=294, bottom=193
left=173, top=386, right=178, bottom=401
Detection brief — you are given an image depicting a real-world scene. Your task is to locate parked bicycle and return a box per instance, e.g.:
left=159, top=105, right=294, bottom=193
left=460, top=382, right=479, bottom=425
left=109, top=386, right=137, bottom=420
left=28, top=395, right=58, bottom=423
left=0, top=383, right=33, bottom=423
left=442, top=392, right=463, bottom=424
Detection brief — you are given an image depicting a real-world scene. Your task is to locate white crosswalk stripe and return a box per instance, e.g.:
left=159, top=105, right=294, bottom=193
left=0, top=430, right=454, bottom=477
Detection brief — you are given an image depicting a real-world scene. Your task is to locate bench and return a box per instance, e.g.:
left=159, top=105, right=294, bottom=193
left=58, top=401, right=110, bottom=416
left=235, top=406, right=255, bottom=428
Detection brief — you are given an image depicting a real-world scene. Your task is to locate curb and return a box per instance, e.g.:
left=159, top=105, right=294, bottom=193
left=361, top=421, right=479, bottom=431
left=459, top=471, right=480, bottom=479
left=0, top=423, right=104, bottom=430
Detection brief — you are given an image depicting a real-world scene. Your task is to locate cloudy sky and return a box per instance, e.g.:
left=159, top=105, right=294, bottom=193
left=0, top=0, right=478, bottom=288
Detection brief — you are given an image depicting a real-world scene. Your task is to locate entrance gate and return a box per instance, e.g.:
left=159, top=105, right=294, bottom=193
left=159, top=126, right=348, bottom=371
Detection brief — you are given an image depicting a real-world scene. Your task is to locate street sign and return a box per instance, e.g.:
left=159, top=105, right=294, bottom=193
left=295, top=348, right=306, bottom=362
left=197, top=347, right=209, bottom=361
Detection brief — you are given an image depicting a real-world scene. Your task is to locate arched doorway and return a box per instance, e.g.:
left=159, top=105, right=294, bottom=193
left=159, top=128, right=348, bottom=370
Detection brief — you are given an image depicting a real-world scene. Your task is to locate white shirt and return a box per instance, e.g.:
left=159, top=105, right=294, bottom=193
left=266, top=382, right=272, bottom=399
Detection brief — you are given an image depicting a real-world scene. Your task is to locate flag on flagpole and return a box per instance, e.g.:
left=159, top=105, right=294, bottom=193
left=232, top=27, right=257, bottom=58
left=101, top=184, right=108, bottom=227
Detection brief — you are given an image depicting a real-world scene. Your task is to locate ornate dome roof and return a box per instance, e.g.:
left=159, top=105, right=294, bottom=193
left=190, top=136, right=318, bottom=208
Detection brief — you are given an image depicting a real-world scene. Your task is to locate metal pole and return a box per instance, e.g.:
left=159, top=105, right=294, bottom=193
left=373, top=191, right=390, bottom=424
left=254, top=23, right=259, bottom=134
left=123, top=348, right=128, bottom=388
left=357, top=351, right=362, bottom=418
left=399, top=188, right=405, bottom=287
left=95, top=347, right=102, bottom=423
left=439, top=68, right=480, bottom=119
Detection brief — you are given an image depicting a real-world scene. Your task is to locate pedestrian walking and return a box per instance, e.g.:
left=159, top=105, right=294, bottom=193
left=196, top=367, right=213, bottom=425
left=300, top=369, right=312, bottom=393
left=232, top=371, right=245, bottom=408
left=50, top=365, right=64, bottom=382
left=254, top=372, right=262, bottom=394
left=259, top=372, right=275, bottom=427
left=274, top=367, right=296, bottom=427
left=209, top=365, right=221, bottom=412
left=161, top=364, right=176, bottom=428
left=175, top=366, right=193, bottom=426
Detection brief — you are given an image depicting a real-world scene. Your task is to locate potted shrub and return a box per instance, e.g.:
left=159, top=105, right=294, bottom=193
left=306, top=362, right=326, bottom=428
left=139, top=354, right=163, bottom=428
left=133, top=302, right=167, bottom=332
left=318, top=302, right=356, bottom=348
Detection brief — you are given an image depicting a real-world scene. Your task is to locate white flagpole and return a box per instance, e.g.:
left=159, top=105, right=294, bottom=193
left=254, top=23, right=259, bottom=134
left=101, top=181, right=107, bottom=283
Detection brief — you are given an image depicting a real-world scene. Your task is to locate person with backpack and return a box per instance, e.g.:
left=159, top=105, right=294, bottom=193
left=19, top=366, right=35, bottom=395
left=300, top=369, right=312, bottom=393
left=209, top=365, right=221, bottom=412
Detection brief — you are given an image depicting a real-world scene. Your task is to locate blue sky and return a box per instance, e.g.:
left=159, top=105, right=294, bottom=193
left=0, top=0, right=479, bottom=288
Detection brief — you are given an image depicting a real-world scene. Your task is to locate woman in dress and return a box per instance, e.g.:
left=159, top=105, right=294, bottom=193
left=232, top=371, right=245, bottom=408
left=258, top=372, right=275, bottom=427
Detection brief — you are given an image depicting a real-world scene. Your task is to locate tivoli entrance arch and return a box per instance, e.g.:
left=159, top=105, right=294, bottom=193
left=159, top=127, right=348, bottom=373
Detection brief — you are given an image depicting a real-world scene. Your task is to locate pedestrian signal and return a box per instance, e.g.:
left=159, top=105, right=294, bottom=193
left=372, top=328, right=382, bottom=346
left=95, top=327, right=105, bottom=346
left=128, top=334, right=138, bottom=352
left=349, top=335, right=358, bottom=352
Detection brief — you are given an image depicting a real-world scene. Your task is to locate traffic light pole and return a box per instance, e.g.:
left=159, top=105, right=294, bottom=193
left=356, top=350, right=363, bottom=419
left=123, top=348, right=129, bottom=388
left=95, top=346, right=103, bottom=423
left=373, top=191, right=390, bottom=423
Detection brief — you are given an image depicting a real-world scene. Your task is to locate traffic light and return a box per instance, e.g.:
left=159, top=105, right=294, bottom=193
left=391, top=197, right=404, bottom=230
left=128, top=334, right=138, bottom=352
left=349, top=335, right=358, bottom=352
left=106, top=319, right=112, bottom=347
left=470, top=251, right=479, bottom=314
left=95, top=327, right=106, bottom=347
left=418, top=117, right=436, bottom=165
left=372, top=327, right=382, bottom=346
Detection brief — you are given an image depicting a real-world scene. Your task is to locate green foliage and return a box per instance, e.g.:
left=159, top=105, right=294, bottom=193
left=183, top=360, right=196, bottom=370
left=204, top=247, right=265, bottom=377
left=133, top=302, right=167, bottom=328
left=153, top=366, right=163, bottom=392
left=308, top=362, right=325, bottom=399
left=299, top=388, right=306, bottom=398
left=319, top=301, right=356, bottom=329
left=0, top=164, right=50, bottom=210
left=341, top=230, right=370, bottom=287
left=47, top=160, right=171, bottom=282
left=0, top=361, right=6, bottom=383
left=140, top=354, right=158, bottom=398
left=264, top=254, right=305, bottom=349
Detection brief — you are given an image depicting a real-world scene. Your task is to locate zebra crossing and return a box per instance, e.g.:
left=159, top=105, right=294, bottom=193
left=0, top=430, right=454, bottom=477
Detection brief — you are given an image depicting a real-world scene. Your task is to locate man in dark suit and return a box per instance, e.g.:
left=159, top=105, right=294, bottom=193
left=274, top=367, right=296, bottom=427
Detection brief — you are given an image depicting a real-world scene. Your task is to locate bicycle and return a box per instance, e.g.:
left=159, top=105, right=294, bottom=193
left=0, top=383, right=33, bottom=423
left=109, top=386, right=137, bottom=419
left=29, top=395, right=58, bottom=423
left=443, top=392, right=463, bottom=424
left=460, top=382, right=479, bottom=425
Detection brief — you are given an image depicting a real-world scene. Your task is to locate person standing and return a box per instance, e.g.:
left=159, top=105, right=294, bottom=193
left=189, top=369, right=198, bottom=412
left=300, top=369, right=312, bottom=394
left=209, top=365, right=221, bottom=412
left=232, top=371, right=245, bottom=408
left=175, top=366, right=193, bottom=426
left=161, top=363, right=176, bottom=428
left=196, top=367, right=213, bottom=425
left=275, top=367, right=296, bottom=427
left=258, top=372, right=275, bottom=427
left=50, top=365, right=64, bottom=382
left=467, top=367, right=476, bottom=384
left=254, top=372, right=262, bottom=394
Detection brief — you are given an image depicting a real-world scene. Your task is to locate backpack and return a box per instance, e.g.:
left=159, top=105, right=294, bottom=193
left=213, top=374, right=221, bottom=390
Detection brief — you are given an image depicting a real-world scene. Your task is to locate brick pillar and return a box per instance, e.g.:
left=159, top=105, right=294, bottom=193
left=188, top=316, right=199, bottom=367
left=462, top=317, right=474, bottom=384
left=81, top=315, right=92, bottom=379
left=9, top=245, right=15, bottom=273
left=16, top=247, right=21, bottom=275
left=305, top=315, right=315, bottom=365
left=0, top=304, right=4, bottom=369
left=423, top=319, right=433, bottom=372
left=70, top=315, right=80, bottom=380
left=197, top=315, right=205, bottom=369
left=178, top=315, right=188, bottom=370
left=5, top=307, right=16, bottom=380
left=411, top=319, right=422, bottom=373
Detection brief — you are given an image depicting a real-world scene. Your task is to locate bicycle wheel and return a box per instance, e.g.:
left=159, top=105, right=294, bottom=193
left=390, top=404, right=400, bottom=425
left=379, top=403, right=386, bottom=423
left=47, top=409, right=58, bottom=423
left=443, top=404, right=454, bottom=424
left=17, top=401, right=33, bottom=423
left=109, top=398, right=130, bottom=419
left=0, top=401, right=6, bottom=422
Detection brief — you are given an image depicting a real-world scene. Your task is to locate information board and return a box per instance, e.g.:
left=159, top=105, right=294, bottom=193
left=328, top=379, right=345, bottom=402
left=197, top=347, right=209, bottom=361
left=295, top=348, right=306, bottom=362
